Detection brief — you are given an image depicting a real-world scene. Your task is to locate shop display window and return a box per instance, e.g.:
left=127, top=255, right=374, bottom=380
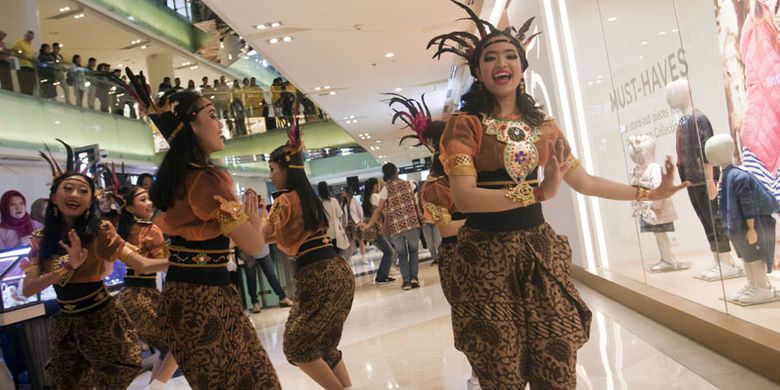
left=500, top=0, right=780, bottom=333
left=0, top=246, right=40, bottom=312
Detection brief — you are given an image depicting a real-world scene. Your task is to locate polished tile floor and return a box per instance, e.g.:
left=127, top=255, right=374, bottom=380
left=130, top=258, right=779, bottom=389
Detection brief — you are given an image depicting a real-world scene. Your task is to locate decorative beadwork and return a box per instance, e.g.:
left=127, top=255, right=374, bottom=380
left=424, top=203, right=452, bottom=225
left=484, top=116, right=541, bottom=186
left=213, top=195, right=249, bottom=235
left=504, top=182, right=538, bottom=207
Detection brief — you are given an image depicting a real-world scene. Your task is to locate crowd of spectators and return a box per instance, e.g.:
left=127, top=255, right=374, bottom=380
left=0, top=29, right=325, bottom=138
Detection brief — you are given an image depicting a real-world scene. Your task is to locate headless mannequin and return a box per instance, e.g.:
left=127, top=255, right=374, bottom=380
left=665, top=79, right=738, bottom=278
left=628, top=135, right=680, bottom=270
left=705, top=134, right=779, bottom=304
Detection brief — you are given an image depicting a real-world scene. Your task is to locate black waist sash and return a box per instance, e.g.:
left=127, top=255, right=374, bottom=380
left=124, top=267, right=156, bottom=288
left=441, top=236, right=458, bottom=245
left=466, top=169, right=545, bottom=232
left=294, top=235, right=338, bottom=272
left=166, top=235, right=232, bottom=286
left=55, top=282, right=110, bottom=315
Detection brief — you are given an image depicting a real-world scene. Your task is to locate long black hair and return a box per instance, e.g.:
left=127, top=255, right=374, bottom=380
left=149, top=90, right=212, bottom=211
left=362, top=178, right=378, bottom=217
left=317, top=181, right=331, bottom=201
left=382, top=163, right=398, bottom=182
left=269, top=145, right=328, bottom=233
left=38, top=173, right=101, bottom=275
left=116, top=185, right=143, bottom=241
left=460, top=80, right=546, bottom=127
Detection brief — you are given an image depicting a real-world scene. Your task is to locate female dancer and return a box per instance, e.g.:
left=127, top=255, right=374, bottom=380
left=124, top=78, right=281, bottom=388
left=21, top=140, right=169, bottom=389
left=264, top=121, right=355, bottom=389
left=115, top=184, right=178, bottom=389
left=430, top=2, right=688, bottom=387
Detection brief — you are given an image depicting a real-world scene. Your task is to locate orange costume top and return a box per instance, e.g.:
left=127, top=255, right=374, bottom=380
left=124, top=221, right=167, bottom=282
left=157, top=166, right=248, bottom=241
left=439, top=113, right=579, bottom=230
left=25, top=221, right=133, bottom=284
left=264, top=190, right=328, bottom=258
left=440, top=113, right=578, bottom=199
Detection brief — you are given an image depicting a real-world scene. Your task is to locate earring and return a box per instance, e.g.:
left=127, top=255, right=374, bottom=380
left=53, top=207, right=59, bottom=218
left=85, top=209, right=91, bottom=219
left=519, top=80, right=527, bottom=95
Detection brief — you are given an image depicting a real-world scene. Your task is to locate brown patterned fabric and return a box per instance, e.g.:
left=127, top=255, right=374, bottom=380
left=449, top=224, right=591, bottom=389
left=284, top=257, right=355, bottom=368
left=157, top=281, right=281, bottom=389
left=116, top=286, right=167, bottom=351
left=47, top=299, right=141, bottom=389
left=436, top=240, right=457, bottom=304
left=382, top=178, right=422, bottom=237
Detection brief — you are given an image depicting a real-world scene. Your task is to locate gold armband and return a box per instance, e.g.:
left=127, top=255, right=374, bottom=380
left=567, top=155, right=580, bottom=170
left=50, top=255, right=74, bottom=286
left=120, top=243, right=140, bottom=263
left=505, top=182, right=538, bottom=207
left=424, top=203, right=452, bottom=225
left=214, top=195, right=249, bottom=235
left=447, top=154, right=477, bottom=177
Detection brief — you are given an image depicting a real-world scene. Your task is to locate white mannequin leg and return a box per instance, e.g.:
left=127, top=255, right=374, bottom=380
left=739, top=261, right=776, bottom=304
left=654, top=232, right=677, bottom=266
left=717, top=251, right=738, bottom=269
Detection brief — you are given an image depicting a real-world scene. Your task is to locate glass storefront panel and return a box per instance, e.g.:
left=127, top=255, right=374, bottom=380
left=501, top=0, right=780, bottom=331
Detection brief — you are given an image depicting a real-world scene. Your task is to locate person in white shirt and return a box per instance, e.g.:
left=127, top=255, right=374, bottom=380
left=340, top=187, right=364, bottom=260
left=318, top=182, right=349, bottom=252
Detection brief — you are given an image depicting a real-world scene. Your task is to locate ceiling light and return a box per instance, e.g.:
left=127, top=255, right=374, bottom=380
left=596, top=75, right=603, bottom=79
left=141, top=45, right=148, bottom=49
left=269, top=38, right=279, bottom=44
left=255, top=24, right=268, bottom=29
left=74, top=13, right=85, bottom=19
left=271, top=21, right=282, bottom=28
left=328, top=91, right=336, bottom=95
left=375, top=140, right=382, bottom=143
left=394, top=87, right=403, bottom=92
left=672, top=28, right=679, bottom=33
left=282, top=36, right=293, bottom=42
left=182, top=62, right=191, bottom=66
left=117, top=63, right=123, bottom=67
left=385, top=52, right=394, bottom=58
left=658, top=31, right=667, bottom=36
left=640, top=41, right=648, bottom=45
left=587, top=81, right=594, bottom=86
left=59, top=7, right=71, bottom=12
left=315, top=87, right=322, bottom=91
left=345, top=120, right=353, bottom=124
left=323, top=85, right=331, bottom=90
left=58, top=44, right=64, bottom=48
left=349, top=115, right=355, bottom=119
left=189, top=65, right=198, bottom=70
left=607, top=17, right=617, bottom=22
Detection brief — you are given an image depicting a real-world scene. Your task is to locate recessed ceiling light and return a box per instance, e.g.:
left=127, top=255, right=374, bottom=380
left=140, top=45, right=148, bottom=49
left=74, top=13, right=85, bottom=19
left=269, top=38, right=280, bottom=44
left=349, top=115, right=355, bottom=119
left=672, top=28, right=679, bottom=33
left=117, top=63, right=123, bottom=67
left=270, top=21, right=282, bottom=28
left=641, top=41, right=648, bottom=45
left=394, top=87, right=403, bottom=92
left=315, top=87, right=322, bottom=91
left=190, top=65, right=198, bottom=70
left=282, top=36, right=293, bottom=42
left=375, top=140, right=382, bottom=143
left=323, top=85, right=331, bottom=90
left=587, top=81, right=594, bottom=86
left=328, top=91, right=337, bottom=95
left=385, top=52, right=395, bottom=58
left=607, top=17, right=617, bottom=22
left=658, top=31, right=667, bottom=36
left=596, top=75, right=603, bottom=79
left=59, top=7, right=71, bottom=12
left=255, top=24, right=268, bottom=29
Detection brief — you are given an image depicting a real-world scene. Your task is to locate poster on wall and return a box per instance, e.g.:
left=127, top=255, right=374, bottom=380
left=714, top=0, right=780, bottom=199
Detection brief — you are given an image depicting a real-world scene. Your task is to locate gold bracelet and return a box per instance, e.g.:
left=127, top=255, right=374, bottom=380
left=634, top=186, right=651, bottom=202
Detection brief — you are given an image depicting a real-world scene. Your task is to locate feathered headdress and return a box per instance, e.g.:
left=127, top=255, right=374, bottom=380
left=95, top=161, right=127, bottom=210
left=38, top=139, right=93, bottom=178
left=385, top=93, right=435, bottom=153
left=281, top=97, right=305, bottom=169
left=428, top=0, right=540, bottom=76
left=103, top=68, right=189, bottom=144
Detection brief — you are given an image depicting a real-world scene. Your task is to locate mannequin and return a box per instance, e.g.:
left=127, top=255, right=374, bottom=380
left=628, top=135, right=685, bottom=271
left=705, top=134, right=779, bottom=304
left=665, top=79, right=740, bottom=279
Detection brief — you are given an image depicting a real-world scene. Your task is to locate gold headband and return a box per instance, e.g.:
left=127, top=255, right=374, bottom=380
left=288, top=165, right=305, bottom=169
